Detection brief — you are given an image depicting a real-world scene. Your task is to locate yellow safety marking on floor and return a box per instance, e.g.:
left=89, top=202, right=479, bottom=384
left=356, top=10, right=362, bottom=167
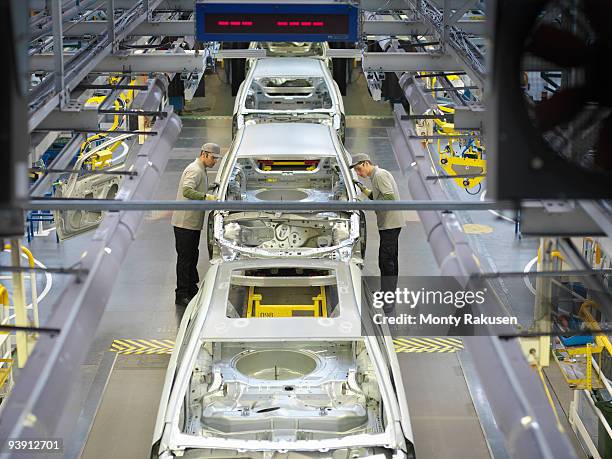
left=462, top=224, right=494, bottom=234
left=110, top=339, right=175, bottom=355
left=393, top=337, right=463, bottom=353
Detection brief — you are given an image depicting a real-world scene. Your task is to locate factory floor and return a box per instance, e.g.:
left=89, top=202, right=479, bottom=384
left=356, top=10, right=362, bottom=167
left=13, top=73, right=587, bottom=458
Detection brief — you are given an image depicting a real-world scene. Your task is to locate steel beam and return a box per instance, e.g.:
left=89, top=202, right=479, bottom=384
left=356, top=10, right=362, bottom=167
left=28, top=0, right=163, bottom=132
left=107, top=0, right=116, bottom=49
left=36, top=108, right=100, bottom=131
left=404, top=0, right=486, bottom=85
left=29, top=0, right=100, bottom=42
left=51, top=0, right=66, bottom=107
left=362, top=51, right=460, bottom=72
left=64, top=18, right=486, bottom=38
left=0, top=110, right=182, bottom=454
left=30, top=51, right=204, bottom=73
left=215, top=49, right=267, bottom=59
left=24, top=199, right=516, bottom=211
left=361, top=0, right=419, bottom=9
left=63, top=19, right=195, bottom=37
left=37, top=0, right=411, bottom=14
left=112, top=0, right=193, bottom=8
left=447, top=0, right=479, bottom=25
left=325, top=48, right=362, bottom=59
left=430, top=0, right=484, bottom=7
left=363, top=19, right=484, bottom=36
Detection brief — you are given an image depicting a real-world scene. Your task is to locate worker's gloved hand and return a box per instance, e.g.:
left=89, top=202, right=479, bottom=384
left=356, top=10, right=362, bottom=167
left=208, top=182, right=219, bottom=192
left=204, top=194, right=218, bottom=201
left=353, top=180, right=372, bottom=198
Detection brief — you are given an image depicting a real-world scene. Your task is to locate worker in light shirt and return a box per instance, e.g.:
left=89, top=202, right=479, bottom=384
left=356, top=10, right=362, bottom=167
left=171, top=143, right=222, bottom=308
left=350, top=153, right=408, bottom=311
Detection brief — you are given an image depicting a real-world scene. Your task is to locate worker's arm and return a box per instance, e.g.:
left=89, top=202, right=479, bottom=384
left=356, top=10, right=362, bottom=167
left=183, top=187, right=218, bottom=200
left=183, top=186, right=206, bottom=200
left=181, top=167, right=217, bottom=200
left=353, top=180, right=373, bottom=199
left=372, top=171, right=398, bottom=201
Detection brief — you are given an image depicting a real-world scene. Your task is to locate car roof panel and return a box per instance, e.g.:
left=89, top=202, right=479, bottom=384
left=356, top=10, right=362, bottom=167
left=252, top=57, right=325, bottom=78
left=238, top=123, right=337, bottom=158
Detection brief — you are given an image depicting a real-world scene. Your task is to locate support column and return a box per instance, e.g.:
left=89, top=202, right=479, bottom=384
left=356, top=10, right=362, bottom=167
left=10, top=240, right=28, bottom=368
left=51, top=0, right=67, bottom=108
left=524, top=237, right=555, bottom=367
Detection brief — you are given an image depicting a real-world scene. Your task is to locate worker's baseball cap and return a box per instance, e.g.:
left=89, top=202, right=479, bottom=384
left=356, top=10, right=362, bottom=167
left=349, top=153, right=372, bottom=168
left=201, top=142, right=221, bottom=158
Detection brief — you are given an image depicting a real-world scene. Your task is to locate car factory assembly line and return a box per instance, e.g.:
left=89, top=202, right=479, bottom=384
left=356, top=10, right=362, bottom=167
left=1, top=1, right=612, bottom=459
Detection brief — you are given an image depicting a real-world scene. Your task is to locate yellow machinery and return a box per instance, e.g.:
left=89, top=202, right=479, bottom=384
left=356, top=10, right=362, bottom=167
left=435, top=105, right=486, bottom=191
left=553, top=300, right=612, bottom=391
left=246, top=285, right=328, bottom=318
left=79, top=76, right=136, bottom=170
left=414, top=71, right=487, bottom=192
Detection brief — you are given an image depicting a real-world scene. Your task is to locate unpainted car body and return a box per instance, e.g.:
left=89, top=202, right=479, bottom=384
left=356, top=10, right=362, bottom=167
left=233, top=58, right=345, bottom=141
left=151, top=258, right=415, bottom=459
left=208, top=123, right=365, bottom=262
left=247, top=42, right=330, bottom=65
left=53, top=134, right=132, bottom=240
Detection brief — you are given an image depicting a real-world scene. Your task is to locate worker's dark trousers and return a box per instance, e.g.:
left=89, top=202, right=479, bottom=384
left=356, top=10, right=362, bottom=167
left=379, top=228, right=402, bottom=306
left=173, top=226, right=201, bottom=301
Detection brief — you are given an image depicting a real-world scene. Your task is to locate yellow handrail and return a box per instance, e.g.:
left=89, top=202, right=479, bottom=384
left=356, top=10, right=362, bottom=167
left=537, top=248, right=565, bottom=265
left=579, top=300, right=612, bottom=356
left=0, top=285, right=7, bottom=307
left=4, top=244, right=39, bottom=328
left=5, top=244, right=34, bottom=268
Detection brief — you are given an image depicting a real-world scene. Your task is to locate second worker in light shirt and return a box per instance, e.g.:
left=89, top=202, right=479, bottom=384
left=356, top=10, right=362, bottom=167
left=350, top=153, right=408, bottom=311
left=171, top=142, right=222, bottom=308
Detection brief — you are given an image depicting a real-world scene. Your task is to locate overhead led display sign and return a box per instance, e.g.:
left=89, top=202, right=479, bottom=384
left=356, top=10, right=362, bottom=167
left=195, top=2, right=359, bottom=42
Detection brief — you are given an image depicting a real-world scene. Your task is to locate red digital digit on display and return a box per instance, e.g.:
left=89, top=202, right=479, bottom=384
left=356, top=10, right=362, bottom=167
left=204, top=12, right=342, bottom=36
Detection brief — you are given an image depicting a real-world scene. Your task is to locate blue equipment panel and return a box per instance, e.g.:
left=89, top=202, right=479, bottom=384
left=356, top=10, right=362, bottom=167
left=195, top=2, right=359, bottom=42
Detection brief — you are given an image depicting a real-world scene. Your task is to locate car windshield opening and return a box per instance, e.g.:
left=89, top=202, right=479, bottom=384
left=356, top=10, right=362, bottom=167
left=246, top=76, right=333, bottom=110
left=224, top=157, right=349, bottom=202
